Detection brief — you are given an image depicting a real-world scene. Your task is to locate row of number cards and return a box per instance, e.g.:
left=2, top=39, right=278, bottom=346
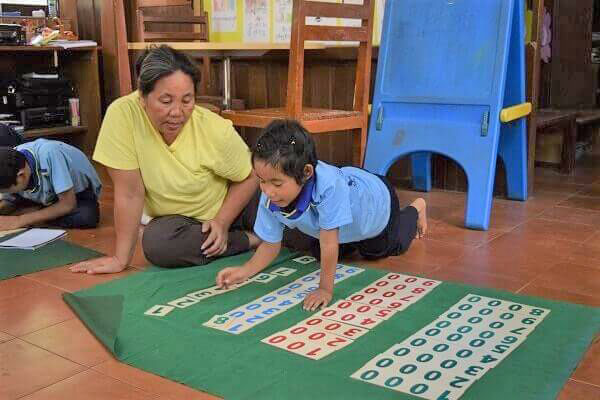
left=203, top=264, right=364, bottom=334
left=352, top=294, right=550, bottom=400
left=261, top=273, right=441, bottom=360
left=143, top=266, right=299, bottom=318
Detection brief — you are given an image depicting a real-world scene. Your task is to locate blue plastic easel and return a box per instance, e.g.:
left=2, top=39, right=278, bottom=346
left=363, top=0, right=530, bottom=230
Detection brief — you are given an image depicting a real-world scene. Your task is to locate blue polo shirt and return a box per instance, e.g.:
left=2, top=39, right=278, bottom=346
left=2, top=139, right=102, bottom=206
left=254, top=161, right=391, bottom=244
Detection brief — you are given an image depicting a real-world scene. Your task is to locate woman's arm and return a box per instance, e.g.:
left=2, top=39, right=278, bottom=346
left=70, top=167, right=145, bottom=274
left=110, top=167, right=146, bottom=265
left=201, top=172, right=259, bottom=256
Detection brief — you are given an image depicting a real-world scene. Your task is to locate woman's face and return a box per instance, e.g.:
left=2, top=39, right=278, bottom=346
left=141, top=70, right=195, bottom=139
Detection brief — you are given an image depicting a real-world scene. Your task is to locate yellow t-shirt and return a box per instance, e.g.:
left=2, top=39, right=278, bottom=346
left=93, top=91, right=252, bottom=220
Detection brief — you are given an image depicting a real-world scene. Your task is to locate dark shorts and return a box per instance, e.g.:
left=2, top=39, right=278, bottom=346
left=16, top=186, right=100, bottom=229
left=141, top=189, right=261, bottom=268
left=310, top=175, right=418, bottom=260
left=351, top=175, right=418, bottom=259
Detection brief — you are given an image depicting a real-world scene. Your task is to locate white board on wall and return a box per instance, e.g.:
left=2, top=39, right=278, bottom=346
left=0, top=0, right=48, bottom=5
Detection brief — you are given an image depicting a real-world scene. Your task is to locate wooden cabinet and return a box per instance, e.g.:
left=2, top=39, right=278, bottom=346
left=541, top=0, right=595, bottom=108
left=0, top=46, right=102, bottom=156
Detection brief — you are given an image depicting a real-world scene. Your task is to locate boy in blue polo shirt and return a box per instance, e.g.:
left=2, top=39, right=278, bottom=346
left=0, top=139, right=102, bottom=229
left=217, top=120, right=427, bottom=311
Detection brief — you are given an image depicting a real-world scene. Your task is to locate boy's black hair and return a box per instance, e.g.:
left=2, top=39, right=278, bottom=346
left=252, top=120, right=318, bottom=184
left=0, top=147, right=26, bottom=190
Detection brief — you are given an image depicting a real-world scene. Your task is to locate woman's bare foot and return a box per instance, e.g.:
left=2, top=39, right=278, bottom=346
left=410, top=198, right=427, bottom=239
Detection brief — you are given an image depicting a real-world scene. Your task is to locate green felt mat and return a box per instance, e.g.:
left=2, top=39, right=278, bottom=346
left=0, top=237, right=103, bottom=280
left=64, top=250, right=600, bottom=400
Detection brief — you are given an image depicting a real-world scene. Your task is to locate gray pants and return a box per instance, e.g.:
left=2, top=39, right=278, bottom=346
left=142, top=190, right=260, bottom=267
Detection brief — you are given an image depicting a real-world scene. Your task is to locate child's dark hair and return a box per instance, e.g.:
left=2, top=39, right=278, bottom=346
left=0, top=147, right=26, bottom=190
left=252, top=120, right=317, bottom=184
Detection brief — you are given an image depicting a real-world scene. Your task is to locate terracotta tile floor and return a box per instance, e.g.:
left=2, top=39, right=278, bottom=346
left=1, top=154, right=599, bottom=400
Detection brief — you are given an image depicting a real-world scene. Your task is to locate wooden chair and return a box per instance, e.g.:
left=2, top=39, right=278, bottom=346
left=135, top=0, right=218, bottom=108
left=222, top=0, right=376, bottom=166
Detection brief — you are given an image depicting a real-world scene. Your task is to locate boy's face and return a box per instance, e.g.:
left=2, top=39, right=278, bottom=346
left=1, top=167, right=29, bottom=194
left=254, top=160, right=313, bottom=208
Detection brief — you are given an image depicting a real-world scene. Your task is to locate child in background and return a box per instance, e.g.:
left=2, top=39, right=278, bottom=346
left=217, top=120, right=426, bottom=311
left=0, top=138, right=102, bottom=229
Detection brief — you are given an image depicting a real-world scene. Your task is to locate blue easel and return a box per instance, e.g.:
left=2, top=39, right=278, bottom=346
left=364, top=0, right=530, bottom=230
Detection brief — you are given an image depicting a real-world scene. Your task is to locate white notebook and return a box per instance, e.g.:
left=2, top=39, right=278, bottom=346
left=0, top=229, right=67, bottom=250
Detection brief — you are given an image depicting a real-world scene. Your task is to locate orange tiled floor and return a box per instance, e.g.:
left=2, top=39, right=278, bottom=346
left=1, top=153, right=599, bottom=399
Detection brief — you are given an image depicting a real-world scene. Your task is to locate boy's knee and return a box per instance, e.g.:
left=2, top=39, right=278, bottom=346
left=74, top=205, right=100, bottom=229
left=52, top=204, right=99, bottom=229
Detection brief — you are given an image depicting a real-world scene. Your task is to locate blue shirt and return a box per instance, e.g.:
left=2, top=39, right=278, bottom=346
left=254, top=161, right=391, bottom=244
left=3, top=139, right=102, bottom=206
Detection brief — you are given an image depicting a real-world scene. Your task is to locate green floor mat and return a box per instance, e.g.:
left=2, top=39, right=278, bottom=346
left=0, top=238, right=103, bottom=280
left=64, top=250, right=600, bottom=400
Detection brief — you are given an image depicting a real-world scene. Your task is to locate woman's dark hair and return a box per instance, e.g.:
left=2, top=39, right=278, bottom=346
left=252, top=120, right=318, bottom=184
left=0, top=147, right=26, bottom=190
left=135, top=45, right=199, bottom=96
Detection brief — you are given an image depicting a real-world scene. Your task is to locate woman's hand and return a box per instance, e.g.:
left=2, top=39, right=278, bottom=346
left=216, top=266, right=250, bottom=289
left=69, top=256, right=127, bottom=274
left=201, top=219, right=228, bottom=257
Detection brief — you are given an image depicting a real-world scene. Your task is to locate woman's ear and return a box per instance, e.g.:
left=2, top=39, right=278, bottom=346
left=302, top=164, right=314, bottom=182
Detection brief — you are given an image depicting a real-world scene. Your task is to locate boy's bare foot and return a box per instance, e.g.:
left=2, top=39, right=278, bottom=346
left=410, top=198, right=427, bottom=239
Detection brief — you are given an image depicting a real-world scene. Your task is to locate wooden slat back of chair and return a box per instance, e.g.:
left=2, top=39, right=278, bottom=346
left=136, top=11, right=209, bottom=42
left=137, top=0, right=193, bottom=7
left=286, top=0, right=375, bottom=118
left=135, top=0, right=209, bottom=42
left=135, top=0, right=212, bottom=97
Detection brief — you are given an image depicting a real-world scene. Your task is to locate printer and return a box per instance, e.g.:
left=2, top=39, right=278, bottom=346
left=0, top=23, right=26, bottom=45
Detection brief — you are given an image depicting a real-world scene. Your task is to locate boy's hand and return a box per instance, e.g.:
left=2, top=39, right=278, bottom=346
left=217, top=267, right=250, bottom=289
left=303, top=288, right=333, bottom=311
left=0, top=215, right=24, bottom=230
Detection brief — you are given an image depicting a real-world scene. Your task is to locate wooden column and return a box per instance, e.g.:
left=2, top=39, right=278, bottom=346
left=100, top=0, right=133, bottom=104
left=526, top=0, right=545, bottom=195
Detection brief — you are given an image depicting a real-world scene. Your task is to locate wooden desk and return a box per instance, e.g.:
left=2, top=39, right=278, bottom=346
left=0, top=46, right=102, bottom=155
left=127, top=42, right=328, bottom=109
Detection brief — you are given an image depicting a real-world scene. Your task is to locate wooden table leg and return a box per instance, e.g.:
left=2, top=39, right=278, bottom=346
left=560, top=118, right=577, bottom=174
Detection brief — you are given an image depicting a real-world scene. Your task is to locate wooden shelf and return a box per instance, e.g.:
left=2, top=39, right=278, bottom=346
left=1, top=45, right=101, bottom=155
left=23, top=125, right=87, bottom=139
left=0, top=45, right=97, bottom=52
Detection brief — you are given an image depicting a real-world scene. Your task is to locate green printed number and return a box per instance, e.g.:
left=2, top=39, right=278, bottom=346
left=360, top=370, right=379, bottom=380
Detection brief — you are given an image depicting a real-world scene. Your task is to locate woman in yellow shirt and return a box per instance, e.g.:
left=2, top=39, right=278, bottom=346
left=70, top=45, right=260, bottom=273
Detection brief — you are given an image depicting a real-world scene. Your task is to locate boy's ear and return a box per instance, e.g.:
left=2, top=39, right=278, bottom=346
left=302, top=164, right=314, bottom=182
left=16, top=168, right=27, bottom=185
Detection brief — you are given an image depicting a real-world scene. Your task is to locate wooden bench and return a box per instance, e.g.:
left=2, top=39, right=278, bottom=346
left=536, top=109, right=578, bottom=173
left=536, top=108, right=600, bottom=173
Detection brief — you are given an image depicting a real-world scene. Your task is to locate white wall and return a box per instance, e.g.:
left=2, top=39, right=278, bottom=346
left=0, top=1, right=48, bottom=5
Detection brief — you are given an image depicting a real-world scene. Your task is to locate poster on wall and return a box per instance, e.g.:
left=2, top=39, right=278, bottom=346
left=212, top=0, right=237, bottom=32
left=244, top=0, right=270, bottom=42
left=273, top=0, right=292, bottom=42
